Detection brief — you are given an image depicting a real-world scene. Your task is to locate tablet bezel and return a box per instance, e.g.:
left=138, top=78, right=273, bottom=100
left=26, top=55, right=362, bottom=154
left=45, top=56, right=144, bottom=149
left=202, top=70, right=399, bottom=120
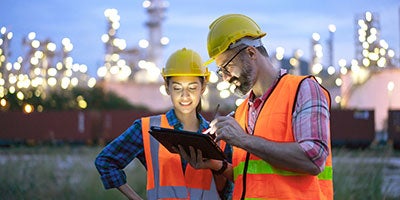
left=149, top=126, right=227, bottom=160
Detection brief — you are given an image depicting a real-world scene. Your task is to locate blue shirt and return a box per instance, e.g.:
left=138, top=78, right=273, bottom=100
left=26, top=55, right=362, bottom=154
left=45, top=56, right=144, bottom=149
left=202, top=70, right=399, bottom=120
left=95, top=109, right=233, bottom=198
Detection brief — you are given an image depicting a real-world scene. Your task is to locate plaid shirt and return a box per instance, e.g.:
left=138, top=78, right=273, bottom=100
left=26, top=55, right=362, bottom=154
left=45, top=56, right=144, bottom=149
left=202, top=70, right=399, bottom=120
left=248, top=73, right=330, bottom=171
left=95, top=109, right=233, bottom=198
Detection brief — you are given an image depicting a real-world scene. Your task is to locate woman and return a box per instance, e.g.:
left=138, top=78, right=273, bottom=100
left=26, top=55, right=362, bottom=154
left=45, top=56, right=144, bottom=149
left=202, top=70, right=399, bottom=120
left=95, top=48, right=232, bottom=200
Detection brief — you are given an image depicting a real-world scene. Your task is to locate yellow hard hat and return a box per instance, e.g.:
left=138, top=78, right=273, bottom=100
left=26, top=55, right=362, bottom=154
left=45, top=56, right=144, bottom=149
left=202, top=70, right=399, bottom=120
left=205, top=14, right=266, bottom=65
left=162, top=48, right=210, bottom=81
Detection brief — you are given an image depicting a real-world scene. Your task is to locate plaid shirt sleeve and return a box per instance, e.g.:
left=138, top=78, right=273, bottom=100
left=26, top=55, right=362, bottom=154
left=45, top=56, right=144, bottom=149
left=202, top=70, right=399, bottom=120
left=292, top=78, right=330, bottom=172
left=94, top=119, right=145, bottom=189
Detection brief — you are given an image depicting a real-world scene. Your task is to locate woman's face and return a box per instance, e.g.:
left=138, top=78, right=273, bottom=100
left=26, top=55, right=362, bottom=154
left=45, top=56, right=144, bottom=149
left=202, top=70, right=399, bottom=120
left=166, top=76, right=205, bottom=115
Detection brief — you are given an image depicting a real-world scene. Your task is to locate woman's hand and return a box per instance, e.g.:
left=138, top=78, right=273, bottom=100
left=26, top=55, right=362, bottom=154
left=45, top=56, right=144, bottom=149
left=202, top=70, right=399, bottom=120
left=173, top=145, right=219, bottom=170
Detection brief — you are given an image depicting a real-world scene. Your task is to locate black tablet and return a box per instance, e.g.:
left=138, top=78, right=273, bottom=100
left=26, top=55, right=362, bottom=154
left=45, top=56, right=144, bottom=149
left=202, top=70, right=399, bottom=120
left=149, top=126, right=227, bottom=160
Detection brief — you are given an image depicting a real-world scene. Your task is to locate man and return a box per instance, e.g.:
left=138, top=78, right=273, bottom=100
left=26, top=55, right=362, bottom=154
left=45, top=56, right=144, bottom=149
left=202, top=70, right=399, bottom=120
left=179, top=14, right=333, bottom=200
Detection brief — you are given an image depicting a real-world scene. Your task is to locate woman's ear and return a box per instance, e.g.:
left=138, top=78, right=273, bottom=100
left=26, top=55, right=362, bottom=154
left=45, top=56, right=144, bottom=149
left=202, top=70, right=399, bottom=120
left=201, top=82, right=207, bottom=94
left=164, top=82, right=170, bottom=95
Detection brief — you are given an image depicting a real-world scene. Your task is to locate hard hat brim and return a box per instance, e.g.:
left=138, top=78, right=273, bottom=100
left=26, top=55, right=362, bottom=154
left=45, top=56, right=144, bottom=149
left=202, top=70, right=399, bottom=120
left=203, top=58, right=215, bottom=66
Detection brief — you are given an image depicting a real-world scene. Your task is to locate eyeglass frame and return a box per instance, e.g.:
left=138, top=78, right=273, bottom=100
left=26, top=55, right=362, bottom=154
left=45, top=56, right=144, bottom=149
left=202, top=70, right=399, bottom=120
left=216, top=47, right=247, bottom=77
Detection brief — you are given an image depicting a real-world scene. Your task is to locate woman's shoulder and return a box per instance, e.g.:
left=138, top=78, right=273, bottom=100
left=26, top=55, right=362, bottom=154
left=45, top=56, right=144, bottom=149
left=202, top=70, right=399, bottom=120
left=197, top=113, right=210, bottom=129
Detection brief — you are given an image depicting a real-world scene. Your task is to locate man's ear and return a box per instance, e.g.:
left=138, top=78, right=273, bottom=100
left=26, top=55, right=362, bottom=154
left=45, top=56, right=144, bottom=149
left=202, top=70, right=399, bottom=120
left=246, top=46, right=257, bottom=60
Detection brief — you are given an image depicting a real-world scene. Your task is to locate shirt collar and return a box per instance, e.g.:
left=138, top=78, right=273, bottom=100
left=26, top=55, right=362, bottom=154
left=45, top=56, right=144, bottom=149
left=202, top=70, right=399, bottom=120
left=166, top=109, right=209, bottom=132
left=248, top=69, right=287, bottom=103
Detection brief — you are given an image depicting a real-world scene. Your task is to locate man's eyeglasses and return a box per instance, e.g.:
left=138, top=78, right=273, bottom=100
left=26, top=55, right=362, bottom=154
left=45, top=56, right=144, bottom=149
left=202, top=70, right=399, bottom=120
left=216, top=47, right=247, bottom=77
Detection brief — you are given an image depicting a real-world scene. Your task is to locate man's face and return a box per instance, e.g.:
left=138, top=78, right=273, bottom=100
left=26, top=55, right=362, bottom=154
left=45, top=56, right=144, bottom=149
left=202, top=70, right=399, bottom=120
left=215, top=47, right=255, bottom=96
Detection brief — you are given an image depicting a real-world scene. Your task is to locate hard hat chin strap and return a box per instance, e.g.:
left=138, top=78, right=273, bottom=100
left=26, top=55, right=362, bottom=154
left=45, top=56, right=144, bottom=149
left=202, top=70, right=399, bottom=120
left=229, top=37, right=263, bottom=49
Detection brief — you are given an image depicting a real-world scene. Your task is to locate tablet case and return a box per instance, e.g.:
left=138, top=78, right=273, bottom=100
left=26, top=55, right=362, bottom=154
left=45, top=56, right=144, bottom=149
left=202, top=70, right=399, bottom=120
left=149, top=126, right=227, bottom=160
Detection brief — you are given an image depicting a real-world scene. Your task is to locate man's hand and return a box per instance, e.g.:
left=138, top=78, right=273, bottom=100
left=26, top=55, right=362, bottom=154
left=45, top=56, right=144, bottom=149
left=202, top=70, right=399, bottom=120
left=210, top=115, right=248, bottom=148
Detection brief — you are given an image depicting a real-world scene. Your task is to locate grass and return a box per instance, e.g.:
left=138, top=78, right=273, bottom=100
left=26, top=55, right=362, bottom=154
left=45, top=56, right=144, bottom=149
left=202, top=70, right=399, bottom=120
left=0, top=146, right=399, bottom=199
left=0, top=146, right=147, bottom=200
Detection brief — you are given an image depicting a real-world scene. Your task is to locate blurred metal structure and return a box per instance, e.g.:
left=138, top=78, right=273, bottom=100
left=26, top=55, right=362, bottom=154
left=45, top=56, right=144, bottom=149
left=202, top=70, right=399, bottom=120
left=354, top=12, right=396, bottom=69
left=0, top=27, right=96, bottom=113
left=97, top=0, right=169, bottom=83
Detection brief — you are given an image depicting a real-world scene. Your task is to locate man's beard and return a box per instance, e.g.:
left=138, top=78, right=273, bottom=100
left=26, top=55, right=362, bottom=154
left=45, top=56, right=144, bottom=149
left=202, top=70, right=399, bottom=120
left=230, top=62, right=254, bottom=97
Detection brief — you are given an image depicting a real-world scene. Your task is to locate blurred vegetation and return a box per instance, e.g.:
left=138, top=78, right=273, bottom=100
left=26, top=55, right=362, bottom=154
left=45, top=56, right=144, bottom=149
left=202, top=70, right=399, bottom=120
left=0, top=146, right=399, bottom=199
left=332, top=147, right=399, bottom=200
left=1, top=86, right=149, bottom=112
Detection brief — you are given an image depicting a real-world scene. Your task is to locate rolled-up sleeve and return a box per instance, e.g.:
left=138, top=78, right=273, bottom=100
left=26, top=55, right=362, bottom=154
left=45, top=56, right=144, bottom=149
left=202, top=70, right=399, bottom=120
left=94, top=120, right=145, bottom=189
left=293, top=78, right=330, bottom=172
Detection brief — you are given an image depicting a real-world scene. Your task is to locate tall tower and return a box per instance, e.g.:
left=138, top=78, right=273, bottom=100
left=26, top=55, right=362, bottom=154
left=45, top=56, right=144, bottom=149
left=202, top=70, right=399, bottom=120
left=143, top=0, right=168, bottom=69
left=310, top=33, right=323, bottom=77
left=327, top=24, right=336, bottom=68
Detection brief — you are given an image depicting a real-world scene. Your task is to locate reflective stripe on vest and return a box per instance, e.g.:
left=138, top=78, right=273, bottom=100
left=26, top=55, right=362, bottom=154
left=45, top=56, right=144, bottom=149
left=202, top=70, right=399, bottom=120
left=233, top=160, right=333, bottom=180
left=142, top=115, right=220, bottom=200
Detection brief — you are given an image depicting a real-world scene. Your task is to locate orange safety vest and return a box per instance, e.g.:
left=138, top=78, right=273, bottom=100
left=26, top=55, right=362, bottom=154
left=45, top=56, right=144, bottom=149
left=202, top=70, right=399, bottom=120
left=232, top=74, right=333, bottom=200
left=142, top=114, right=224, bottom=200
